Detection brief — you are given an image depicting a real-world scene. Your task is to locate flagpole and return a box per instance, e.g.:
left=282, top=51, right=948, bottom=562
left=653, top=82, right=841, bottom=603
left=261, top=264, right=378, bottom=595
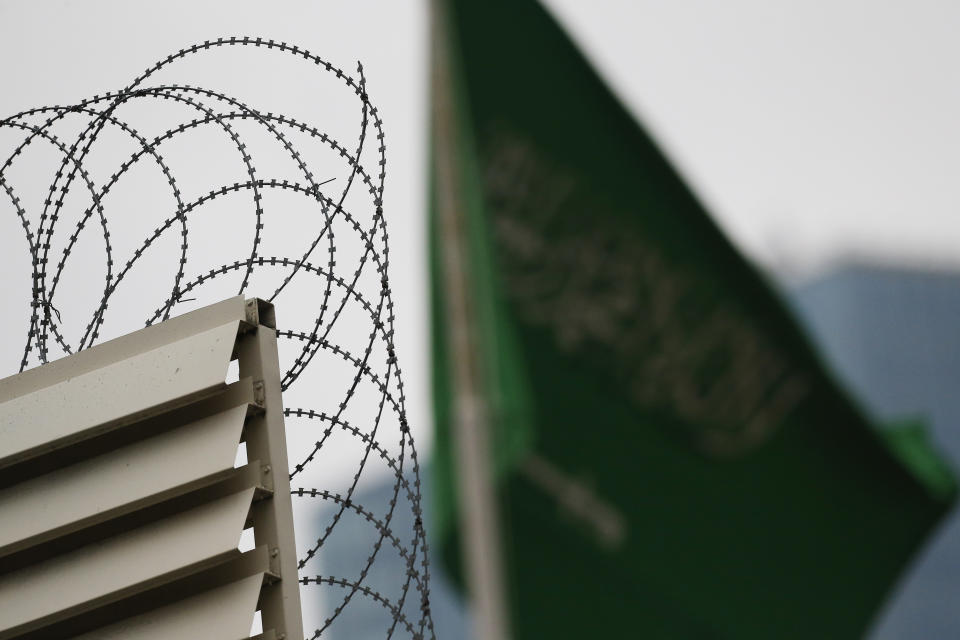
left=429, top=1, right=512, bottom=638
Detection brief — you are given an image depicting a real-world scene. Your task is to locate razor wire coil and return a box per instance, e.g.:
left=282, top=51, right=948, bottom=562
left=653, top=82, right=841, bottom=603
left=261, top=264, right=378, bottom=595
left=0, top=37, right=433, bottom=640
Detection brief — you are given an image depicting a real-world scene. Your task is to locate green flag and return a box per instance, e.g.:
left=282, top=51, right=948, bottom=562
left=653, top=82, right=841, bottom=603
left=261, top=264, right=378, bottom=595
left=428, top=1, right=956, bottom=638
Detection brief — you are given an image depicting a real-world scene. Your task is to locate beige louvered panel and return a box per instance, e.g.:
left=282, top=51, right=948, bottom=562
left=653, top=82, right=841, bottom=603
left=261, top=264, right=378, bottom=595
left=0, top=488, right=255, bottom=633
left=70, top=573, right=265, bottom=640
left=0, top=320, right=239, bottom=468
left=0, top=404, right=248, bottom=552
left=0, top=297, right=302, bottom=640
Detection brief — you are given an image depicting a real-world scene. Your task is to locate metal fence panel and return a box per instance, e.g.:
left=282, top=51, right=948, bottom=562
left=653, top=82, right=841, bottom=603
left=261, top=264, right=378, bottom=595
left=0, top=297, right=302, bottom=640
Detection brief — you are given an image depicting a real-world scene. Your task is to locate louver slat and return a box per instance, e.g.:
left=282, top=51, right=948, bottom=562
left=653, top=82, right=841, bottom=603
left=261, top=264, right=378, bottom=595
left=69, top=573, right=266, bottom=640
left=0, top=321, right=240, bottom=469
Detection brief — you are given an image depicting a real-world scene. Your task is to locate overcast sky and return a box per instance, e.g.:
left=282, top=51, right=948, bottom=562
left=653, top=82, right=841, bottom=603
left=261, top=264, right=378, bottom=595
left=547, top=0, right=960, bottom=279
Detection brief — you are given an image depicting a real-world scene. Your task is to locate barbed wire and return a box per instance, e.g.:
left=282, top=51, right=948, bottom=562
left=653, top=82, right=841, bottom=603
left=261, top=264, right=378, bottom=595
left=0, top=37, right=434, bottom=640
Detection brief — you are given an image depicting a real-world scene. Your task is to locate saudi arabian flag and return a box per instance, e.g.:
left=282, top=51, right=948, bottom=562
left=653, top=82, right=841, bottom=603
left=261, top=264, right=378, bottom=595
left=428, top=0, right=956, bottom=638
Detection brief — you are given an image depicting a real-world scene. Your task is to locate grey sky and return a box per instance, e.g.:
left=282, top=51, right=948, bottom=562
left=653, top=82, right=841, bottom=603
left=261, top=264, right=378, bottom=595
left=547, top=0, right=960, bottom=278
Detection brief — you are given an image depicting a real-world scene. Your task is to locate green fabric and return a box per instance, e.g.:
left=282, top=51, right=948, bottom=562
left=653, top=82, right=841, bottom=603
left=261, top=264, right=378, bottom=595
left=881, top=418, right=957, bottom=501
left=428, top=1, right=956, bottom=638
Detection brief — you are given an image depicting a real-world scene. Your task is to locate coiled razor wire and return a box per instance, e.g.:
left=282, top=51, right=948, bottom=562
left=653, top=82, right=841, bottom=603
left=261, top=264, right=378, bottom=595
left=0, top=37, right=434, bottom=639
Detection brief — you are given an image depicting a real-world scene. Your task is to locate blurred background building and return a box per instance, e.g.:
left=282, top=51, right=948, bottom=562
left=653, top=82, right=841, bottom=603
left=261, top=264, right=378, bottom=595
left=791, top=263, right=960, bottom=638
